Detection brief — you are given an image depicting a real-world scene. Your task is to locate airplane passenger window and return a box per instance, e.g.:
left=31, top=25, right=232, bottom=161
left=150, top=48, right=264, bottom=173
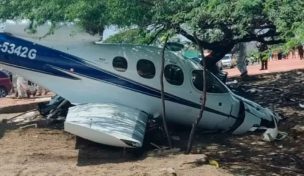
left=113, top=56, right=128, bottom=72
left=164, top=64, right=184, bottom=86
left=137, top=59, right=156, bottom=79
left=192, top=70, right=228, bottom=93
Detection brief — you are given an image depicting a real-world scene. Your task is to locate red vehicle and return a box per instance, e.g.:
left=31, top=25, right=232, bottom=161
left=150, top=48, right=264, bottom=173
left=0, top=71, right=12, bottom=98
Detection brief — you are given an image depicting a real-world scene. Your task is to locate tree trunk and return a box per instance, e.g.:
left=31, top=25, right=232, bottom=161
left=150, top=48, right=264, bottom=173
left=186, top=33, right=207, bottom=154
left=98, top=26, right=105, bottom=41
left=204, top=43, right=235, bottom=68
left=160, top=34, right=172, bottom=148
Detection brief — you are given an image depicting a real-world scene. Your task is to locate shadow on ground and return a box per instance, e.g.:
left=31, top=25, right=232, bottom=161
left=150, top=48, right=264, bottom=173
left=75, top=137, right=142, bottom=166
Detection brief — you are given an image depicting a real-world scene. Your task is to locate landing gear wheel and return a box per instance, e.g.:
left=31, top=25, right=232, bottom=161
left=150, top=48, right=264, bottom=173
left=0, top=87, right=7, bottom=98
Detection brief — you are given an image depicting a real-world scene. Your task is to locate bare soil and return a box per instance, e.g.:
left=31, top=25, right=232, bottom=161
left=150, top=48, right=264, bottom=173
left=1, top=70, right=304, bottom=176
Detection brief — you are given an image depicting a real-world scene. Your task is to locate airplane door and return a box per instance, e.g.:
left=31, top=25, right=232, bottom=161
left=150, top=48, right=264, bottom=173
left=189, top=70, right=236, bottom=129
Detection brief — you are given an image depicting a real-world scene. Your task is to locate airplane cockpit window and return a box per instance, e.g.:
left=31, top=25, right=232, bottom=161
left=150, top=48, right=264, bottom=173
left=137, top=59, right=156, bottom=79
left=192, top=70, right=228, bottom=93
left=164, top=64, right=184, bottom=86
left=113, top=56, right=128, bottom=72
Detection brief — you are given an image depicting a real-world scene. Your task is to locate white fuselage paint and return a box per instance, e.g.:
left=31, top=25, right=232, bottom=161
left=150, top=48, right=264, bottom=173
left=0, top=22, right=278, bottom=134
left=0, top=46, right=238, bottom=130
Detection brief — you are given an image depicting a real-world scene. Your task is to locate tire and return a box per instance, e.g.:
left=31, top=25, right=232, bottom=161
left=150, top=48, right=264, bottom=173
left=0, top=87, right=8, bottom=98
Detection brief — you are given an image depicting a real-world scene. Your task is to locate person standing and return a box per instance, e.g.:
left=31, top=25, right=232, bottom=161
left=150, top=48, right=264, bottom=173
left=257, top=43, right=268, bottom=70
left=298, top=45, right=303, bottom=60
left=260, top=52, right=268, bottom=70
left=16, top=76, right=29, bottom=98
left=291, top=47, right=296, bottom=59
left=236, top=42, right=248, bottom=78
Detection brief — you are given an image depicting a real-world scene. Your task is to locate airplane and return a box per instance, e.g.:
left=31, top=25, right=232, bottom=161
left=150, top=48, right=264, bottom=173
left=0, top=21, right=280, bottom=148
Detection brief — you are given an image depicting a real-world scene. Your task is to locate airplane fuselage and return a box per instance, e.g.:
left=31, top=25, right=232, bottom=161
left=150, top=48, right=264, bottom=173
left=0, top=22, right=279, bottom=137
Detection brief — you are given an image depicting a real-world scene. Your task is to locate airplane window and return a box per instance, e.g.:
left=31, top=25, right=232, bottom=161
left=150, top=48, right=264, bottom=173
left=192, top=70, right=228, bottom=93
left=164, top=64, right=184, bottom=86
left=137, top=59, right=156, bottom=79
left=113, top=56, right=128, bottom=72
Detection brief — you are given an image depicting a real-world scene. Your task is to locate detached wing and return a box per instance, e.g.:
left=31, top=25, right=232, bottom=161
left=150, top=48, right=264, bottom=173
left=64, top=103, right=148, bottom=148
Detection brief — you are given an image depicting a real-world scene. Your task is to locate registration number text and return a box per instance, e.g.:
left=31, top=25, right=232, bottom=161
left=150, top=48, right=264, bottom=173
left=0, top=42, right=37, bottom=59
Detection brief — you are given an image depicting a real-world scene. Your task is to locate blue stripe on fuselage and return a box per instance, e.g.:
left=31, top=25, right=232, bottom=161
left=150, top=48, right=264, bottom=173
left=0, top=33, right=232, bottom=118
left=0, top=33, right=81, bottom=80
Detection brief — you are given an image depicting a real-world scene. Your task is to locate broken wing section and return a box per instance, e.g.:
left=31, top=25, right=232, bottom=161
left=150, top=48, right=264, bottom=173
left=64, top=103, right=148, bottom=148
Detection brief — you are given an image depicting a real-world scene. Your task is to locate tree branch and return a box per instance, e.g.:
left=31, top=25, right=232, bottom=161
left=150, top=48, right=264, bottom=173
left=160, top=34, right=172, bottom=148
left=148, top=25, right=166, bottom=44
left=236, top=32, right=284, bottom=44
left=258, top=39, right=285, bottom=45
left=198, top=21, right=233, bottom=39
left=235, top=24, right=283, bottom=44
left=175, top=24, right=235, bottom=65
left=174, top=25, right=196, bottom=43
left=174, top=25, right=218, bottom=50
left=186, top=32, right=207, bottom=154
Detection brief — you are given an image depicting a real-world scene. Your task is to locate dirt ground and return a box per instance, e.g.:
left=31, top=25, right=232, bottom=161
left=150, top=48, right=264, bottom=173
left=1, top=70, right=304, bottom=176
left=0, top=117, right=231, bottom=176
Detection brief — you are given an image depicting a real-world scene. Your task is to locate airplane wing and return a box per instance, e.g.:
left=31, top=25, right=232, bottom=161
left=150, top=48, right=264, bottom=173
left=64, top=103, right=149, bottom=148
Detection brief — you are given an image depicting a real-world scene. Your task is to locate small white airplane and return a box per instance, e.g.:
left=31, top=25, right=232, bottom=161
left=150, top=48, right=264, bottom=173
left=0, top=22, right=280, bottom=148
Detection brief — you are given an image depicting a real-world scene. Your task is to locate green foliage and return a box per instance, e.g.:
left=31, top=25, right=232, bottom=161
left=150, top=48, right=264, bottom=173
left=0, top=0, right=303, bottom=57
left=265, top=0, right=304, bottom=49
left=106, top=0, right=152, bottom=27
left=65, top=0, right=108, bottom=35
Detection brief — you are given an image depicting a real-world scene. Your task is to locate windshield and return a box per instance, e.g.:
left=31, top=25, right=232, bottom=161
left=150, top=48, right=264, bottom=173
left=192, top=70, right=228, bottom=93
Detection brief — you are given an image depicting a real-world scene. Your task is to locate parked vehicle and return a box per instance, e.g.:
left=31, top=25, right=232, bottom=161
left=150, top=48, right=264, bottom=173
left=221, top=54, right=236, bottom=68
left=0, top=70, right=12, bottom=97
